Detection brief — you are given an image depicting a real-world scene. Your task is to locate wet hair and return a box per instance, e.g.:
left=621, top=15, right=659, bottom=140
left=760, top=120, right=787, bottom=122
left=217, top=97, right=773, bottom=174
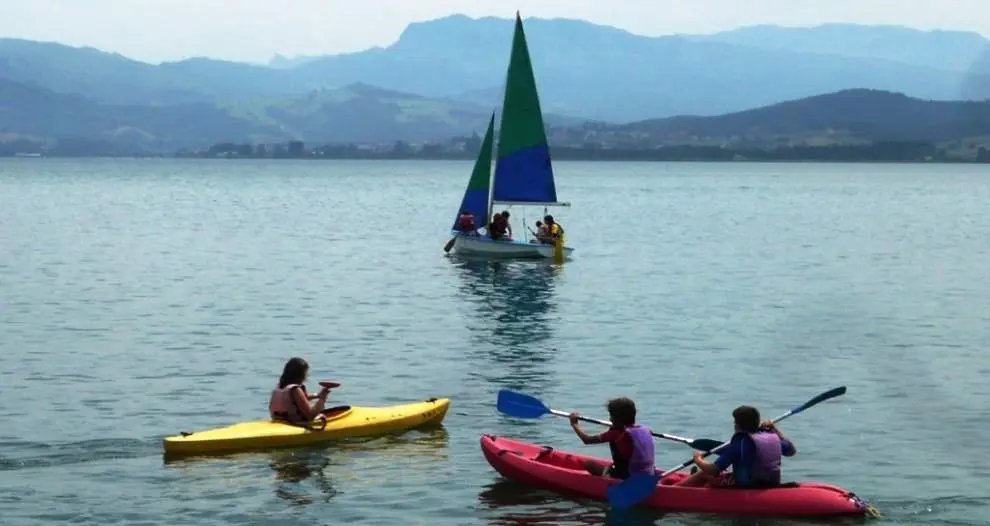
left=502, top=211, right=511, bottom=218
left=543, top=214, right=554, bottom=222
left=732, top=405, right=761, bottom=433
left=279, top=357, right=309, bottom=388
left=606, top=397, right=637, bottom=427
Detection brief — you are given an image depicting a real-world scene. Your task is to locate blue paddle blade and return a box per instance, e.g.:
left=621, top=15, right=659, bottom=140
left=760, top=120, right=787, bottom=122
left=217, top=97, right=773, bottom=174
left=791, top=386, right=847, bottom=414
left=496, top=390, right=551, bottom=419
left=606, top=473, right=661, bottom=510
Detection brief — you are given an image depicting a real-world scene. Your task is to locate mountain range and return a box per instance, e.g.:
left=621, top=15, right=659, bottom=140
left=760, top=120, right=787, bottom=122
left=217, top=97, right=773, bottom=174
left=553, top=89, right=990, bottom=150
left=1, top=15, right=989, bottom=151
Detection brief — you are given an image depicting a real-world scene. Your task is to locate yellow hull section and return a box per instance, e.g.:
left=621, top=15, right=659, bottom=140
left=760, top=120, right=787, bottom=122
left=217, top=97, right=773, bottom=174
left=163, top=397, right=450, bottom=456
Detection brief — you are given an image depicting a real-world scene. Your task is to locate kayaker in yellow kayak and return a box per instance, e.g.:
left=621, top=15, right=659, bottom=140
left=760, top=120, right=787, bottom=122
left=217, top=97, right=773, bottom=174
left=269, top=357, right=337, bottom=424
left=568, top=397, right=656, bottom=480
left=677, top=405, right=796, bottom=488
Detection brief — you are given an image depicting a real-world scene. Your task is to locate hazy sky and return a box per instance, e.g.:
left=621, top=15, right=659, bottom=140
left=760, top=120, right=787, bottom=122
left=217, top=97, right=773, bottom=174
left=1, top=0, right=988, bottom=64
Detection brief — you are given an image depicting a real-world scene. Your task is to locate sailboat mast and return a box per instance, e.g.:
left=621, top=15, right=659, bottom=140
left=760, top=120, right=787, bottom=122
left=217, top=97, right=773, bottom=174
left=487, top=117, right=499, bottom=229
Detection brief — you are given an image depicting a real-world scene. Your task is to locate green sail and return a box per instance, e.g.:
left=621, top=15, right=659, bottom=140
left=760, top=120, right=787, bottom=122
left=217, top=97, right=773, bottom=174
left=491, top=12, right=558, bottom=204
left=451, top=112, right=495, bottom=230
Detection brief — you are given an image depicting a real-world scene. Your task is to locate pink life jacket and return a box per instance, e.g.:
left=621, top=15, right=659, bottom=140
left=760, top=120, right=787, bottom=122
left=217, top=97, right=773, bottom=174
left=269, top=383, right=307, bottom=422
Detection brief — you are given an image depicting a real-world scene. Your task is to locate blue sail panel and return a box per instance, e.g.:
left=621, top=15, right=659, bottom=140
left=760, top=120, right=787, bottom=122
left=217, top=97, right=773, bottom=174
left=451, top=189, right=490, bottom=232
left=492, top=144, right=558, bottom=203
left=451, top=113, right=496, bottom=231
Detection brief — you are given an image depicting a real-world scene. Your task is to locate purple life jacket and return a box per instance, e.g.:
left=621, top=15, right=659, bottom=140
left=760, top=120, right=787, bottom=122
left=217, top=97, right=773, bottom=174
left=626, top=425, right=656, bottom=475
left=747, top=431, right=782, bottom=485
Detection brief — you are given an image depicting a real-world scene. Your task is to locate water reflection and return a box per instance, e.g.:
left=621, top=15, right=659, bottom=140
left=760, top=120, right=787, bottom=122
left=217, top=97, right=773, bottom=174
left=270, top=449, right=338, bottom=506
left=165, top=428, right=450, bottom=508
left=269, top=428, right=450, bottom=507
left=477, top=479, right=863, bottom=526
left=450, top=257, right=562, bottom=393
left=477, top=479, right=604, bottom=525
left=477, top=480, right=661, bottom=526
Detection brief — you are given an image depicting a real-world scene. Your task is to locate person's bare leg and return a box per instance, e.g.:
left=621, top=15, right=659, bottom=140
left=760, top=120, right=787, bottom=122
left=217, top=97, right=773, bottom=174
left=582, top=459, right=609, bottom=476
left=675, top=470, right=713, bottom=487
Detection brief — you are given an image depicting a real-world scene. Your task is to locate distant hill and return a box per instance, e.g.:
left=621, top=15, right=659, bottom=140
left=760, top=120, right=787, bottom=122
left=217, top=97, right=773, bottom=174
left=0, top=78, right=577, bottom=151
left=286, top=16, right=990, bottom=121
left=2, top=16, right=989, bottom=123
left=267, top=54, right=323, bottom=70
left=550, top=90, right=990, bottom=149
left=5, top=79, right=989, bottom=158
left=692, top=23, right=990, bottom=75
left=0, top=78, right=275, bottom=153
left=220, top=82, right=582, bottom=144
left=0, top=38, right=206, bottom=105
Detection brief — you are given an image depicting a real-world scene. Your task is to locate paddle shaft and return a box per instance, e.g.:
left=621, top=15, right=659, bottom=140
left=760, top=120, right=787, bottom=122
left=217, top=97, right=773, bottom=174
left=548, top=409, right=701, bottom=448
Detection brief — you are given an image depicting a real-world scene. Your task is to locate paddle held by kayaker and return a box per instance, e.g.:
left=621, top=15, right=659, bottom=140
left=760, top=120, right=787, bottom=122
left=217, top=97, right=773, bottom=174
left=268, top=357, right=336, bottom=424
left=568, top=397, right=656, bottom=480
left=676, top=405, right=796, bottom=488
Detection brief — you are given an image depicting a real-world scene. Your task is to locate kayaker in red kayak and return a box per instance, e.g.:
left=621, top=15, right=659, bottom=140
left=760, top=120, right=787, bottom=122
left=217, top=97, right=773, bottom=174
left=677, top=405, right=796, bottom=488
left=268, top=357, right=337, bottom=424
left=568, top=397, right=656, bottom=480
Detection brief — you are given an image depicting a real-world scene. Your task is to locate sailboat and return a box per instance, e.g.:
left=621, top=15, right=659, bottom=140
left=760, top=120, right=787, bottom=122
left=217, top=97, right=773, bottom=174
left=446, top=12, right=574, bottom=262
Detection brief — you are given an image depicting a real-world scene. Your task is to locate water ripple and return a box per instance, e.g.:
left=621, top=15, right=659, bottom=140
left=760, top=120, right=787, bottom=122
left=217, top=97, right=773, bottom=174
left=1, top=159, right=988, bottom=525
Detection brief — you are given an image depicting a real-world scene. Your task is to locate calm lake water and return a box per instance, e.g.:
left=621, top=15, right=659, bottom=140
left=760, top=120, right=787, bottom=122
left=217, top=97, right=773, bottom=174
left=1, top=158, right=989, bottom=525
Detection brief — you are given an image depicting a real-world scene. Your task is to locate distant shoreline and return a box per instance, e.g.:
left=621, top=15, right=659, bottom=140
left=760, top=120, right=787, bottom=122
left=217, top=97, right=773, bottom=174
left=4, top=155, right=987, bottom=164
left=5, top=138, right=989, bottom=164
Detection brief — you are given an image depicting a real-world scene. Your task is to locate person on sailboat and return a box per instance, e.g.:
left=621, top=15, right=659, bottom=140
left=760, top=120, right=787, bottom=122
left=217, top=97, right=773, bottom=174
left=501, top=211, right=513, bottom=239
left=456, top=210, right=479, bottom=236
left=542, top=215, right=564, bottom=244
left=489, top=211, right=512, bottom=241
left=488, top=213, right=505, bottom=240
left=530, top=220, right=551, bottom=243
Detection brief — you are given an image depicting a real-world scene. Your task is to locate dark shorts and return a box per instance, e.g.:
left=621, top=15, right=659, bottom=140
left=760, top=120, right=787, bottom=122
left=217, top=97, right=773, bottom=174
left=708, top=472, right=778, bottom=489
left=709, top=472, right=736, bottom=487
left=602, top=464, right=630, bottom=480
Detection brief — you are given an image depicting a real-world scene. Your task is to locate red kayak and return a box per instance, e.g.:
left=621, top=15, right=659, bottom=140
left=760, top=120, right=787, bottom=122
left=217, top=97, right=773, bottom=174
left=481, top=434, right=874, bottom=517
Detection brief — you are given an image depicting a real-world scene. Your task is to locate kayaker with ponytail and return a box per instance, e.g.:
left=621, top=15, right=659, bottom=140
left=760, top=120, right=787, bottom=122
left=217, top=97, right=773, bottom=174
left=568, top=397, right=655, bottom=480
left=677, top=405, right=796, bottom=488
left=269, top=357, right=336, bottom=424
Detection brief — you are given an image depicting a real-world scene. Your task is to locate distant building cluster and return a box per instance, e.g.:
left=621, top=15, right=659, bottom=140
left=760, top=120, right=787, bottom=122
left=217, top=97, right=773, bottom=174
left=174, top=134, right=487, bottom=160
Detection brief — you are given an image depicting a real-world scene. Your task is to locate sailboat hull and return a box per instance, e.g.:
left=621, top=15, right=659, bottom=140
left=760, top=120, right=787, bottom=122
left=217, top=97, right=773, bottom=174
left=451, top=234, right=574, bottom=260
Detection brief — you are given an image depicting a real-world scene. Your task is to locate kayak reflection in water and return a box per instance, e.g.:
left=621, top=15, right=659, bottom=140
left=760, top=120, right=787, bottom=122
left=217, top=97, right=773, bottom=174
left=268, top=357, right=335, bottom=424
left=677, top=405, right=796, bottom=488
left=568, top=397, right=656, bottom=480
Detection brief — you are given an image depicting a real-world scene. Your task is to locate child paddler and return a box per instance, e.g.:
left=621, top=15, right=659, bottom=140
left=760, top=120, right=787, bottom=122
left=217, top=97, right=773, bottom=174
left=269, top=357, right=339, bottom=425
left=677, top=405, right=796, bottom=488
left=568, top=397, right=656, bottom=480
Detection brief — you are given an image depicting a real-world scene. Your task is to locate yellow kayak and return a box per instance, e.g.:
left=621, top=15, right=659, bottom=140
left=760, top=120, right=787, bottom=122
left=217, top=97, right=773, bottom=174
left=163, top=397, right=450, bottom=456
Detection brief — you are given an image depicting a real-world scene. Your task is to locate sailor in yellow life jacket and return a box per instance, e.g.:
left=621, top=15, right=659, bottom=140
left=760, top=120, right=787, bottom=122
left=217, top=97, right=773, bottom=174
left=543, top=214, right=565, bottom=245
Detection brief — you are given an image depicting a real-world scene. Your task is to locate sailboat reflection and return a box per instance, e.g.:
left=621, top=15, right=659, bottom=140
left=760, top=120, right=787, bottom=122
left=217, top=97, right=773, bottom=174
left=451, top=257, right=562, bottom=393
